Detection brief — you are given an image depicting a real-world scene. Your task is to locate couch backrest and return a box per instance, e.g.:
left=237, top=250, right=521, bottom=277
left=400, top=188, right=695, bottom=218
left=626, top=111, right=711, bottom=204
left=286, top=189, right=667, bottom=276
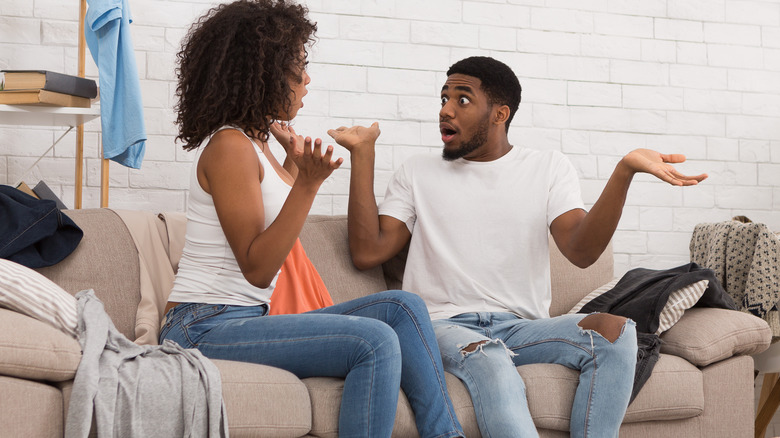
left=548, top=235, right=613, bottom=316
left=36, top=208, right=141, bottom=340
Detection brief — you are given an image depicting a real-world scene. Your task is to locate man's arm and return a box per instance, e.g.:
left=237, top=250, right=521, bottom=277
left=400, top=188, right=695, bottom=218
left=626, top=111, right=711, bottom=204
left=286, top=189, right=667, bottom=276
left=328, top=123, right=412, bottom=270
left=550, top=148, right=707, bottom=268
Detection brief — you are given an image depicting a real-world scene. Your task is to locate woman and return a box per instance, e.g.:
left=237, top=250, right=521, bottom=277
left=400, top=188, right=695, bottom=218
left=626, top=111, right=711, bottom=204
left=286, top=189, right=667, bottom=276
left=158, top=1, right=464, bottom=437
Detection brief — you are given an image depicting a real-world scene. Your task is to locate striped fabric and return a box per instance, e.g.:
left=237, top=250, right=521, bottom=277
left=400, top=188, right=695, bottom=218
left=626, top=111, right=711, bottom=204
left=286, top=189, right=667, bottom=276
left=0, top=258, right=77, bottom=337
left=569, top=278, right=709, bottom=335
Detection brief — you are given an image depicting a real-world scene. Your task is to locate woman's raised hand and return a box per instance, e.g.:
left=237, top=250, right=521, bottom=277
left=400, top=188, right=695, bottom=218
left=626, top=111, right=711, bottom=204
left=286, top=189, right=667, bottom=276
left=289, top=135, right=343, bottom=185
left=270, top=121, right=304, bottom=156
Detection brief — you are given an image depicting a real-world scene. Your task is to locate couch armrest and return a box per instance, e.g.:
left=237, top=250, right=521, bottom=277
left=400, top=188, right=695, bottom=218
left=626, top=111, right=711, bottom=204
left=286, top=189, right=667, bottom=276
left=0, top=308, right=81, bottom=381
left=660, top=307, right=771, bottom=367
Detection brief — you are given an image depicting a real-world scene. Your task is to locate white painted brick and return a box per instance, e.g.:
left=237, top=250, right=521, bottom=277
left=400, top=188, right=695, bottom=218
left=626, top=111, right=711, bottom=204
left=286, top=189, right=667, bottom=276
left=510, top=103, right=534, bottom=128
left=340, top=16, right=408, bottom=43
left=579, top=178, right=607, bottom=205
left=164, top=27, right=188, bottom=53
left=741, top=140, right=772, bottom=162
left=581, top=34, right=640, bottom=60
left=357, top=0, right=395, bottom=18
left=716, top=185, right=772, bottom=209
left=516, top=29, right=580, bottom=56
left=676, top=42, right=708, bottom=65
left=668, top=0, right=726, bottom=22
left=331, top=194, right=348, bottom=216
left=569, top=107, right=630, bottom=134
left=498, top=52, right=549, bottom=80
left=448, top=49, right=485, bottom=68
left=310, top=39, right=383, bottom=67
left=614, top=254, right=631, bottom=278
left=0, top=0, right=32, bottom=17
left=393, top=0, right=461, bottom=23
left=330, top=91, right=398, bottom=119
left=603, top=1, right=667, bottom=18
left=654, top=19, right=704, bottom=43
left=129, top=161, right=192, bottom=189
left=647, top=231, right=691, bottom=256
left=531, top=104, right=569, bottom=129
left=681, top=185, right=716, bottom=208
left=708, top=44, right=764, bottom=69
left=561, top=129, right=590, bottom=154
left=639, top=206, right=674, bottom=231
left=645, top=135, right=707, bottom=160
left=521, top=78, right=567, bottom=105
left=616, top=206, right=640, bottom=231
left=372, top=144, right=394, bottom=171
left=706, top=160, right=758, bottom=185
left=132, top=26, right=165, bottom=52
left=0, top=127, right=55, bottom=156
left=568, top=154, right=598, bottom=179
left=707, top=137, right=740, bottom=161
left=641, top=40, right=677, bottom=63
left=759, top=163, right=780, bottom=186
left=0, top=17, right=40, bottom=44
left=132, top=0, right=204, bottom=28
left=106, top=188, right=186, bottom=212
left=507, top=0, right=545, bottom=5
left=594, top=13, right=653, bottom=38
left=143, top=135, right=177, bottom=162
left=728, top=69, right=780, bottom=93
left=480, top=26, right=517, bottom=51
left=548, top=56, right=610, bottom=82
left=674, top=206, right=730, bottom=231
left=629, top=109, right=667, bottom=134
left=725, top=0, right=780, bottom=26
left=612, top=230, right=648, bottom=254
left=773, top=141, right=780, bottom=163
left=764, top=27, right=780, bottom=49
left=85, top=158, right=128, bottom=188
left=393, top=145, right=436, bottom=168
left=727, top=115, right=780, bottom=140
left=766, top=49, right=780, bottom=71
left=140, top=80, right=170, bottom=109
left=683, top=89, right=742, bottom=114
left=0, top=156, right=7, bottom=184
left=383, top=43, right=450, bottom=71
left=513, top=127, right=561, bottom=151
left=463, top=2, right=530, bottom=27
left=146, top=52, right=177, bottom=81
left=626, top=181, right=684, bottom=207
left=530, top=7, right=593, bottom=33
left=398, top=96, right=439, bottom=122
left=308, top=64, right=366, bottom=92
left=411, top=22, right=478, bottom=48
left=373, top=120, right=421, bottom=146
left=623, top=85, right=684, bottom=110
left=667, top=111, right=726, bottom=136
left=143, top=107, right=177, bottom=136
left=309, top=194, right=333, bottom=216
left=611, top=60, right=669, bottom=86
left=704, top=23, right=762, bottom=46
left=367, top=68, right=436, bottom=95
left=630, top=254, right=690, bottom=270
left=41, top=21, right=77, bottom=46
left=670, top=65, right=728, bottom=90
left=308, top=0, right=359, bottom=15
left=597, top=155, right=621, bottom=179
left=32, top=0, right=77, bottom=20
left=568, top=81, right=621, bottom=107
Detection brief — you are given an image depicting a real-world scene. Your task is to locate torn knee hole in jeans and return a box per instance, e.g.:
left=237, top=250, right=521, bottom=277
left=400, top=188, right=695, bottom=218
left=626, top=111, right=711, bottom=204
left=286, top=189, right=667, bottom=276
left=577, top=314, right=627, bottom=344
left=457, top=339, right=517, bottom=359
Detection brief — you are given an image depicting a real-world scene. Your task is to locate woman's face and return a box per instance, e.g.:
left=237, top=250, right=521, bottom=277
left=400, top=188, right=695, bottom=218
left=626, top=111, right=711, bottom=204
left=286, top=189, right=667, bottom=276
left=281, top=57, right=310, bottom=121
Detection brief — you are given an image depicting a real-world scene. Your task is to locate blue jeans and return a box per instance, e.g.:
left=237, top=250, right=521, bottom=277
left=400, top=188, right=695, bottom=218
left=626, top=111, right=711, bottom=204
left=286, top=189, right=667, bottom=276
left=159, top=290, right=463, bottom=438
left=432, top=312, right=637, bottom=438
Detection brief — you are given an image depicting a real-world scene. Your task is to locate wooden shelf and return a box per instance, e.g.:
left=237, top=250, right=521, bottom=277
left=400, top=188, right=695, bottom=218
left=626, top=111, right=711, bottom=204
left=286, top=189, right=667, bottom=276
left=0, top=104, right=100, bottom=127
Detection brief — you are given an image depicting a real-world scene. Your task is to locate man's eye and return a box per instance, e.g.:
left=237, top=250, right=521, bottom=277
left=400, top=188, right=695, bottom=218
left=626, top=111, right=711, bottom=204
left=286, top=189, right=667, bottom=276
left=459, top=97, right=470, bottom=104
left=441, top=96, right=449, bottom=105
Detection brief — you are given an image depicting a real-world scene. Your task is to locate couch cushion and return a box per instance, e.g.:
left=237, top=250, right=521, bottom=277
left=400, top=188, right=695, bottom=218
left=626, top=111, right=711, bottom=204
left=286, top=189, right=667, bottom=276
left=0, top=308, right=81, bottom=381
left=518, top=354, right=703, bottom=431
left=0, top=376, right=63, bottom=437
left=661, top=307, right=771, bottom=367
left=213, top=359, right=311, bottom=437
left=36, top=209, right=141, bottom=340
left=301, top=216, right=388, bottom=304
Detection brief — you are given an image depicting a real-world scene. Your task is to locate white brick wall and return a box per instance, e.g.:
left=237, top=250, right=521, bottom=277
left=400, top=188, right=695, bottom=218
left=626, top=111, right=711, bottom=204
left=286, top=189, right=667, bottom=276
left=1, top=0, right=780, bottom=282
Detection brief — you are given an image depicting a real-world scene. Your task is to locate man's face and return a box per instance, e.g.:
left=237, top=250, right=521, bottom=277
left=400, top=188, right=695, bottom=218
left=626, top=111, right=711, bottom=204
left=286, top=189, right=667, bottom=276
left=439, top=74, right=492, bottom=161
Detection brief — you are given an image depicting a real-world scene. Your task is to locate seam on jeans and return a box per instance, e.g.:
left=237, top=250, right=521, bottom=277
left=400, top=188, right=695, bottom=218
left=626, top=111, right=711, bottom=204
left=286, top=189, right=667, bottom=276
left=341, top=295, right=463, bottom=434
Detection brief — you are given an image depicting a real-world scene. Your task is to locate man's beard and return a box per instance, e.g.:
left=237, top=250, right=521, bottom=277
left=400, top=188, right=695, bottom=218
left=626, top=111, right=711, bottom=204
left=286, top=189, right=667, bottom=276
left=442, top=118, right=490, bottom=161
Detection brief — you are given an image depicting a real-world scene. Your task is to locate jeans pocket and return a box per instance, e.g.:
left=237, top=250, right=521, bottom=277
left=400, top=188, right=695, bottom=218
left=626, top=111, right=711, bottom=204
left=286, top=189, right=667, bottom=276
left=161, top=303, right=228, bottom=348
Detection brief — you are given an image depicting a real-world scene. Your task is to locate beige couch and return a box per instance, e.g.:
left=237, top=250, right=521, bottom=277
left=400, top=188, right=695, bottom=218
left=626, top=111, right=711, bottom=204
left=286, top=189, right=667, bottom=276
left=0, top=208, right=772, bottom=437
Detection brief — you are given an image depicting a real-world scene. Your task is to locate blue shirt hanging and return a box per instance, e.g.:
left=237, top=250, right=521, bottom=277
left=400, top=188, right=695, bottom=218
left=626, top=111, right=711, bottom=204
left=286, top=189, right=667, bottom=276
left=84, top=0, right=146, bottom=169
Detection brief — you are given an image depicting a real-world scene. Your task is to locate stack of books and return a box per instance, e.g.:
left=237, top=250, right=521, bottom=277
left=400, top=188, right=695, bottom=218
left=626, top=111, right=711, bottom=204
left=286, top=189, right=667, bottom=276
left=0, top=70, right=98, bottom=108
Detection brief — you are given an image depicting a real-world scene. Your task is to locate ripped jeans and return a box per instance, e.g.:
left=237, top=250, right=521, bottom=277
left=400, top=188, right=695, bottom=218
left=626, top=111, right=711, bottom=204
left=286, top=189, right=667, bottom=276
left=432, top=312, right=637, bottom=438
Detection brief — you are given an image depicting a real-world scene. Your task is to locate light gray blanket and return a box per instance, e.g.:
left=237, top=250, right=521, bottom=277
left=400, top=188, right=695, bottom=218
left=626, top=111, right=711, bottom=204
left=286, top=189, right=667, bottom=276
left=65, top=290, right=228, bottom=438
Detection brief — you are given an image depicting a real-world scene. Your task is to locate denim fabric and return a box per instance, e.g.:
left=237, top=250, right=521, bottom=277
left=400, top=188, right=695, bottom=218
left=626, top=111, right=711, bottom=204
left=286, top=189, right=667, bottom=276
left=433, top=312, right=637, bottom=438
left=0, top=185, right=82, bottom=268
left=160, top=290, right=463, bottom=438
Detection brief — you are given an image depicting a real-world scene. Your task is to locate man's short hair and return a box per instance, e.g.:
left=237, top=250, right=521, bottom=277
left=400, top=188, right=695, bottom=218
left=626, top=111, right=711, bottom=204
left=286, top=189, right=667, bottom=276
left=447, top=56, right=522, bottom=133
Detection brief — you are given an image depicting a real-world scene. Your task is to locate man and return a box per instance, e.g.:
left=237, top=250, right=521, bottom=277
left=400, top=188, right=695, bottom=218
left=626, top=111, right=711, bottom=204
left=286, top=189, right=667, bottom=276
left=329, top=56, right=707, bottom=437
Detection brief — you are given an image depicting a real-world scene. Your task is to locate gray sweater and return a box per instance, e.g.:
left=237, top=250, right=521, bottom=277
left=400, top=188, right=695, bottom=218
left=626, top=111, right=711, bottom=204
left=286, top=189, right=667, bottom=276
left=65, top=290, right=228, bottom=437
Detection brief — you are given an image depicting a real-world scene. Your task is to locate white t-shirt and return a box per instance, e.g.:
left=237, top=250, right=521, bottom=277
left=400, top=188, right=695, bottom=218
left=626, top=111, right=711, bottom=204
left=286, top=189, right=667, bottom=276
left=379, top=146, right=584, bottom=320
left=168, top=128, right=291, bottom=306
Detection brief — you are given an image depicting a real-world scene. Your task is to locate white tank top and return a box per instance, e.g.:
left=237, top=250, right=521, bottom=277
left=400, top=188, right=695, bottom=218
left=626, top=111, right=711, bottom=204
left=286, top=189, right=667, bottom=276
left=168, top=127, right=292, bottom=306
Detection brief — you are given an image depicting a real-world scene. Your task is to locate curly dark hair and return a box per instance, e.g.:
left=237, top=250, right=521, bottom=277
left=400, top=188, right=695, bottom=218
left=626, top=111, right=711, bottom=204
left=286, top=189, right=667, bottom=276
left=175, top=0, right=317, bottom=150
left=447, top=56, right=522, bottom=133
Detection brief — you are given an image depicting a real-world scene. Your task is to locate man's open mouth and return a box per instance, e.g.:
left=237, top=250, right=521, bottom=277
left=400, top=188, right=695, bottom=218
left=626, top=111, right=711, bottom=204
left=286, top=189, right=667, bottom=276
left=440, top=124, right=457, bottom=143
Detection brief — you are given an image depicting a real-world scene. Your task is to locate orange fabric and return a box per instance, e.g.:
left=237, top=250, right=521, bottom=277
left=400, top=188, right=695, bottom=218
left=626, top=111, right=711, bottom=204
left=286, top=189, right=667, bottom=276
left=269, top=238, right=333, bottom=315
